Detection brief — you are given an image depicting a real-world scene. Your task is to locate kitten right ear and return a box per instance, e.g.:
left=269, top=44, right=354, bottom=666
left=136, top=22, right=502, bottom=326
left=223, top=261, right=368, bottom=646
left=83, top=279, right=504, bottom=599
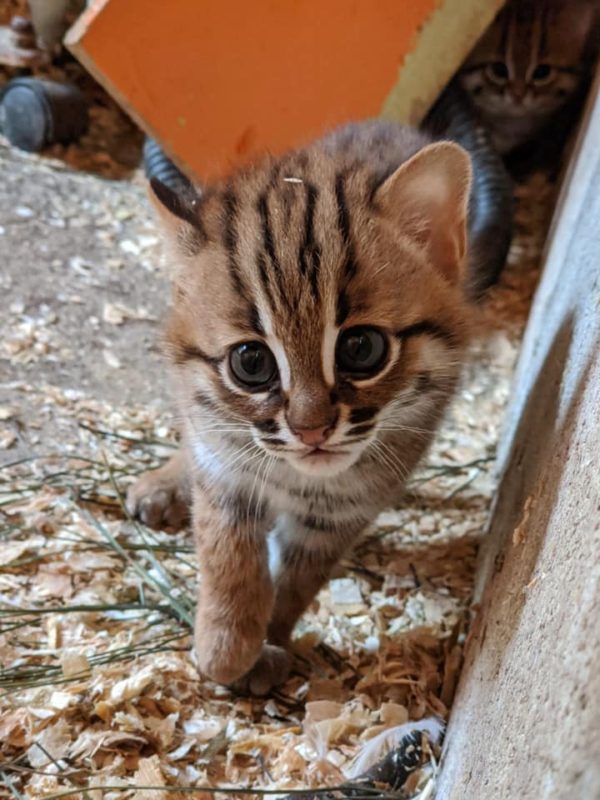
left=375, top=141, right=472, bottom=285
left=148, top=177, right=202, bottom=234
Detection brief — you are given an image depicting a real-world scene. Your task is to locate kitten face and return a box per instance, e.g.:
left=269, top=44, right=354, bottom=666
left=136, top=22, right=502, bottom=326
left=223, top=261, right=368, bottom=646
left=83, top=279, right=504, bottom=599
left=157, top=130, right=471, bottom=481
left=460, top=60, right=580, bottom=119
left=186, top=320, right=456, bottom=480
left=459, top=0, right=597, bottom=147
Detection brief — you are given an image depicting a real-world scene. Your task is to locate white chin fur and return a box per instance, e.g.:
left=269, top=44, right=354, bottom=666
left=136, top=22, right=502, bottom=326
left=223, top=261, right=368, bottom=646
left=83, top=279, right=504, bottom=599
left=285, top=449, right=360, bottom=478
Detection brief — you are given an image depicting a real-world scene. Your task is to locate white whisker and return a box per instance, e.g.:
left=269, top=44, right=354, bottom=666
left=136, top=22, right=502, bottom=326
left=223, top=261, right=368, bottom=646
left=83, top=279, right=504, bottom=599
left=245, top=450, right=271, bottom=531
left=253, top=454, right=276, bottom=533
left=370, top=440, right=409, bottom=485
left=378, top=439, right=411, bottom=481
left=377, top=425, right=431, bottom=438
left=197, top=439, right=261, bottom=494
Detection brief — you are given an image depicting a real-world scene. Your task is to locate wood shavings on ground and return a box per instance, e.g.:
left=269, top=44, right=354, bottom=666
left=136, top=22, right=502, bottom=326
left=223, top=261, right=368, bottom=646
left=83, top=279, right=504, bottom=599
left=0, top=113, right=558, bottom=797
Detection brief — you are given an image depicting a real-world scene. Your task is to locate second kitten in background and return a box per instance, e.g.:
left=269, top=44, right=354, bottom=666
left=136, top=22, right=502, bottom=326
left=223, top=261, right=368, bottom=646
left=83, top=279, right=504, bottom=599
left=458, top=0, right=599, bottom=164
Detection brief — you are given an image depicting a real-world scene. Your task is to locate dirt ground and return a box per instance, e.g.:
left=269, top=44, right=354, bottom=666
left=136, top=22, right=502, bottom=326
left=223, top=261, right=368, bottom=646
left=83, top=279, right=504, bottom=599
left=0, top=146, right=169, bottom=461
left=1, top=44, right=148, bottom=463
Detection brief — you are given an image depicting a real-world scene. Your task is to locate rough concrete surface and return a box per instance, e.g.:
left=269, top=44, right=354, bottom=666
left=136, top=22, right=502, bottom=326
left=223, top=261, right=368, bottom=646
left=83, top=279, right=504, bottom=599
left=436, top=79, right=600, bottom=799
left=0, top=144, right=169, bottom=462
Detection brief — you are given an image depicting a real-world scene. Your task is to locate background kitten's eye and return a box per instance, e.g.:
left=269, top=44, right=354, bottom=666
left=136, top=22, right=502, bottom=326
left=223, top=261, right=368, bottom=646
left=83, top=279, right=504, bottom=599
left=229, top=342, right=277, bottom=388
left=336, top=327, right=387, bottom=376
left=531, top=64, right=553, bottom=84
left=486, top=61, right=509, bottom=84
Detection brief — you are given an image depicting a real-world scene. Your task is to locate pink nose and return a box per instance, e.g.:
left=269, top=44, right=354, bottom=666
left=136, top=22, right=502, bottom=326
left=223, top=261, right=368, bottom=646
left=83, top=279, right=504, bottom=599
left=293, top=426, right=331, bottom=447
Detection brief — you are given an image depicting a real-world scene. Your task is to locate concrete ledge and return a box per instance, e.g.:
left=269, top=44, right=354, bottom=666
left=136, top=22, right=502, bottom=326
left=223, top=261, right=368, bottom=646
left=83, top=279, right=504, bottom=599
left=436, top=71, right=600, bottom=800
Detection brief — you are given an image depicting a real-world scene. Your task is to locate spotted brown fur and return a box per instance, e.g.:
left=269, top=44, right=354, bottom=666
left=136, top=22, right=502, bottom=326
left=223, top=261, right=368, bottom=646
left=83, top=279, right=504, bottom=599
left=130, top=120, right=478, bottom=693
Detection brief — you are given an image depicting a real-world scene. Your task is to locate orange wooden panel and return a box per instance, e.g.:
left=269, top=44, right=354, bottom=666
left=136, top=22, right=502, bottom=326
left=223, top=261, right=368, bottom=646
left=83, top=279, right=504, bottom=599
left=67, top=0, right=501, bottom=182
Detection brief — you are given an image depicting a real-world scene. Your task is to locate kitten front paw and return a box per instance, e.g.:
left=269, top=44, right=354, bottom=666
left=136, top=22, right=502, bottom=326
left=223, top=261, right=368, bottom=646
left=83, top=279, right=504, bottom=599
left=231, top=644, right=292, bottom=696
left=126, top=457, right=190, bottom=530
left=194, top=623, right=264, bottom=686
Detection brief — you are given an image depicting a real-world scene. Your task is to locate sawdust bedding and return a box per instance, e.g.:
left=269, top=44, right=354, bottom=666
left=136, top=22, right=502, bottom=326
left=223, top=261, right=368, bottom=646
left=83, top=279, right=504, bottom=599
left=0, top=106, right=556, bottom=798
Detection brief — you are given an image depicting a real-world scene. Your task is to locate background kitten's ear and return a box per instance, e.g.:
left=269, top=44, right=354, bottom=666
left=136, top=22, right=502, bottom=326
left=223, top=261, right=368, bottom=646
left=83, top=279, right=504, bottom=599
left=148, top=176, right=202, bottom=237
left=376, top=142, right=472, bottom=285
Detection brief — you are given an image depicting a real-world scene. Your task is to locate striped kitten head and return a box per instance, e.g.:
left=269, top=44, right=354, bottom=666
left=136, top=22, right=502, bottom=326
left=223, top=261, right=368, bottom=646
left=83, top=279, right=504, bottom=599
left=460, top=0, right=597, bottom=147
left=153, top=127, right=472, bottom=478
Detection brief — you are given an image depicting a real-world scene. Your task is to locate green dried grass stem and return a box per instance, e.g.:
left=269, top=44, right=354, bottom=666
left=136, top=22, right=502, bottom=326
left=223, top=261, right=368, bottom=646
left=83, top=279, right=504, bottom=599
left=82, top=508, right=194, bottom=626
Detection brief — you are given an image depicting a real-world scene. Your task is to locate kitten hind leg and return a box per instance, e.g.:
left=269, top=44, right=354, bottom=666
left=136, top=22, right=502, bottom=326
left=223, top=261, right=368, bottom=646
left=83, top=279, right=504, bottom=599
left=230, top=643, right=292, bottom=696
left=126, top=448, right=191, bottom=530
left=267, top=523, right=363, bottom=648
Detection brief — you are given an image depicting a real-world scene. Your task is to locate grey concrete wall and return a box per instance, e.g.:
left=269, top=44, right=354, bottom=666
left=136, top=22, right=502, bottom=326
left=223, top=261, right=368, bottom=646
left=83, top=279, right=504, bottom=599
left=436, top=75, right=600, bottom=799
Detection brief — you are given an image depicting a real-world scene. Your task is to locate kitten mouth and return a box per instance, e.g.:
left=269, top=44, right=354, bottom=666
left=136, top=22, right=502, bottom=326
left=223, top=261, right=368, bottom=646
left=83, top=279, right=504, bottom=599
left=301, top=446, right=347, bottom=460
left=291, top=445, right=357, bottom=476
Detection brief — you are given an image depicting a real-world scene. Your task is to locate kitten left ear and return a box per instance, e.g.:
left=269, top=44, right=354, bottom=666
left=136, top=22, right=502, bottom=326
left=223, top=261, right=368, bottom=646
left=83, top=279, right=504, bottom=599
left=375, top=141, right=472, bottom=284
left=148, top=176, right=202, bottom=234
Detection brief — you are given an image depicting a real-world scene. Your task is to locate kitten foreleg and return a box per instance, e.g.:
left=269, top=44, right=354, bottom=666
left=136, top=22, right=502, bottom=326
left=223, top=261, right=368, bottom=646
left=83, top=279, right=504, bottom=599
left=267, top=521, right=365, bottom=647
left=192, top=485, right=275, bottom=686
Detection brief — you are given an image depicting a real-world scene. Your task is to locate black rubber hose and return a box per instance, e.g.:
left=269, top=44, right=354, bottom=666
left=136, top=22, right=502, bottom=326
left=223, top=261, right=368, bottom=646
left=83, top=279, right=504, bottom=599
left=0, top=77, right=88, bottom=152
left=142, top=137, right=195, bottom=196
left=422, top=82, right=514, bottom=300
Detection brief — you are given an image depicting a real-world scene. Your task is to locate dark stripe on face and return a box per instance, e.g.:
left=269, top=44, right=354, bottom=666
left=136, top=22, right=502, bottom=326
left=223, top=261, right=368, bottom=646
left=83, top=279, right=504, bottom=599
left=349, top=407, right=378, bottom=424
left=173, top=342, right=221, bottom=368
left=261, top=436, right=286, bottom=447
left=335, top=173, right=359, bottom=324
left=222, top=188, right=262, bottom=333
left=299, top=182, right=321, bottom=301
left=222, top=187, right=244, bottom=293
left=335, top=172, right=351, bottom=242
left=256, top=251, right=276, bottom=312
left=337, top=379, right=358, bottom=405
left=347, top=423, right=375, bottom=437
left=398, top=372, right=451, bottom=406
left=396, top=320, right=457, bottom=347
left=254, top=418, right=280, bottom=434
left=194, top=391, right=222, bottom=412
left=415, top=372, right=433, bottom=393
left=334, top=171, right=359, bottom=282
left=248, top=304, right=265, bottom=336
left=336, top=288, right=350, bottom=327
left=257, top=190, right=289, bottom=309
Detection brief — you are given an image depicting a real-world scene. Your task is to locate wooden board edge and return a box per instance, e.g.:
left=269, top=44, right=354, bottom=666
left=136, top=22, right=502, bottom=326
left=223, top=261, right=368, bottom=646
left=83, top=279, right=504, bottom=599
left=380, top=0, right=505, bottom=125
left=64, top=0, right=110, bottom=48
left=66, top=12, right=198, bottom=183
left=65, top=0, right=505, bottom=178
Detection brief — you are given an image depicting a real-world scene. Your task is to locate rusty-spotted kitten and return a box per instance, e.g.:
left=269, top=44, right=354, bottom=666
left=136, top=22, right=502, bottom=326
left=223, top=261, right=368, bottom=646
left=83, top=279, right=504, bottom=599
left=459, top=0, right=598, bottom=156
left=127, top=122, right=479, bottom=694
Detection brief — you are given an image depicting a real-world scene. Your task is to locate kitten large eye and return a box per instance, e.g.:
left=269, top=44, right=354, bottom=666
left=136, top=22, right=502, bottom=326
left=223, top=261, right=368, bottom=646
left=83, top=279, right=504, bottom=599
left=531, top=64, right=554, bottom=84
left=486, top=61, right=509, bottom=84
left=336, top=327, right=388, bottom=377
left=229, top=342, right=277, bottom=389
